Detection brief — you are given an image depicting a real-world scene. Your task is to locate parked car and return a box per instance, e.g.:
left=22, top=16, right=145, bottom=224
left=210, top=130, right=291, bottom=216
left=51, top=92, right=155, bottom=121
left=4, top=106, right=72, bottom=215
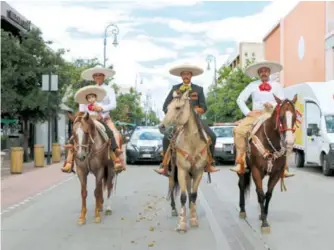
left=210, top=124, right=236, bottom=163
left=126, top=127, right=163, bottom=164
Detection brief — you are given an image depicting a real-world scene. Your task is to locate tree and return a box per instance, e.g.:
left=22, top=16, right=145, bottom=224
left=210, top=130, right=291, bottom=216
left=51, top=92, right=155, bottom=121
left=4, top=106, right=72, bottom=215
left=145, top=110, right=160, bottom=125
left=205, top=58, right=258, bottom=123
left=1, top=28, right=70, bottom=161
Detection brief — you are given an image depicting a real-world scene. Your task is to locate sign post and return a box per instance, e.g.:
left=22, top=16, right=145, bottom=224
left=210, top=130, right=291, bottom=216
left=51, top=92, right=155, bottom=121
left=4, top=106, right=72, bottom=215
left=42, top=74, right=58, bottom=165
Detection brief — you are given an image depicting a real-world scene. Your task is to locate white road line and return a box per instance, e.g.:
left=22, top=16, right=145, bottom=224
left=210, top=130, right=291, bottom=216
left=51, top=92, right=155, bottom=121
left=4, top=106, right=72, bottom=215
left=0, top=175, right=75, bottom=215
left=198, top=188, right=232, bottom=250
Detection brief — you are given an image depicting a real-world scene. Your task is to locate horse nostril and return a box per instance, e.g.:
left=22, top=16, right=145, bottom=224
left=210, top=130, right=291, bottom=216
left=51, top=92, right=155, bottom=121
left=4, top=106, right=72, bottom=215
left=175, top=107, right=181, bottom=110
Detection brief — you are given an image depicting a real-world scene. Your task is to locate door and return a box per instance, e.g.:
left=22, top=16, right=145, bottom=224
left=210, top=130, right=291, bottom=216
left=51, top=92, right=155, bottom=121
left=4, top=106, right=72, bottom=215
left=305, top=101, right=322, bottom=164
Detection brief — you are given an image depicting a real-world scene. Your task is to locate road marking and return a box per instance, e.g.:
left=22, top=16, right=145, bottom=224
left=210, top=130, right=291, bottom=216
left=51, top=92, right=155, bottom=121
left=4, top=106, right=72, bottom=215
left=198, top=188, right=232, bottom=250
left=0, top=175, right=75, bottom=215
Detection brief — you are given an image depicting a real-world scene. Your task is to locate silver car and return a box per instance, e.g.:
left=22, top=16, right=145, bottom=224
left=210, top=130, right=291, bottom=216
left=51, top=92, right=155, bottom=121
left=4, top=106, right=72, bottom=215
left=125, top=127, right=163, bottom=164
left=211, top=125, right=236, bottom=163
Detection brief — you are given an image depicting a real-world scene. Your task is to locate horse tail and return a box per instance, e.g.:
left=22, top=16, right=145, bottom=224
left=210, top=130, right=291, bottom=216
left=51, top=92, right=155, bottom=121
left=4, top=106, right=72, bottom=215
left=103, top=164, right=115, bottom=197
left=167, top=162, right=180, bottom=200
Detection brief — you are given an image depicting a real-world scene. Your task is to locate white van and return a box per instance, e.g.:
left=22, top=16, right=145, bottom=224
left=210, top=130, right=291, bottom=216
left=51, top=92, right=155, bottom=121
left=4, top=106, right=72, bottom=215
left=284, top=81, right=334, bottom=176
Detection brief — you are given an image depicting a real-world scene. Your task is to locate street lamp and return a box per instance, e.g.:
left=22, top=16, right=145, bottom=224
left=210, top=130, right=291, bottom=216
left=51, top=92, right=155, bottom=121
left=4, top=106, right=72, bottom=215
left=103, top=23, right=119, bottom=67
left=206, top=54, right=217, bottom=123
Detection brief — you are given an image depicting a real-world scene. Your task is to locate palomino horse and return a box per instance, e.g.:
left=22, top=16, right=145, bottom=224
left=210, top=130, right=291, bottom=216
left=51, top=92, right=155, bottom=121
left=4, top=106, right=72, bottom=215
left=161, top=89, right=211, bottom=233
left=238, top=94, right=298, bottom=233
left=69, top=112, right=115, bottom=225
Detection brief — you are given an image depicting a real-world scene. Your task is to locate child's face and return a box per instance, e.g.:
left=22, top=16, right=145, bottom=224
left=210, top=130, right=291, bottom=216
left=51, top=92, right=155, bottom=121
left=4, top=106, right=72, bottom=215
left=86, top=94, right=97, bottom=103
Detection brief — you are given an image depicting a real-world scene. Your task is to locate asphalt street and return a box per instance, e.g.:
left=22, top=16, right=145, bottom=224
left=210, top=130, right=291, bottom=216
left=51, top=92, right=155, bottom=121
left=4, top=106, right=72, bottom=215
left=1, top=160, right=333, bottom=250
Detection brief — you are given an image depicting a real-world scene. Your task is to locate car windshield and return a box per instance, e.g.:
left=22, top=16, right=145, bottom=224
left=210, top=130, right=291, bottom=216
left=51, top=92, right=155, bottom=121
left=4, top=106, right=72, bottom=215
left=325, top=115, right=334, bottom=133
left=131, top=130, right=163, bottom=141
left=213, top=127, right=234, bottom=138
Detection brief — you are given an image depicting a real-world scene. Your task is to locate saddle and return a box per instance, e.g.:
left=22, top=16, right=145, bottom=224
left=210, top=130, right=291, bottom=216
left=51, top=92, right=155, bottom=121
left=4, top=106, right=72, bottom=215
left=92, top=120, right=109, bottom=142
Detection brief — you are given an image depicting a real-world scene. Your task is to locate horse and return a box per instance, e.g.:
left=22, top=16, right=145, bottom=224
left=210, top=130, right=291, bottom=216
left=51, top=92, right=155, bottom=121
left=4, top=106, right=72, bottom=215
left=160, top=89, right=211, bottom=233
left=238, top=94, right=298, bottom=233
left=69, top=112, right=115, bottom=225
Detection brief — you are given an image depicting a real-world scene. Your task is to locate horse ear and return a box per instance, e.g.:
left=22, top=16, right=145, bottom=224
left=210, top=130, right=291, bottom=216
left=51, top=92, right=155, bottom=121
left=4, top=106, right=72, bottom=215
left=83, top=112, right=90, bottom=120
left=273, top=94, right=282, bottom=104
left=67, top=112, right=75, bottom=122
left=292, top=94, right=298, bottom=104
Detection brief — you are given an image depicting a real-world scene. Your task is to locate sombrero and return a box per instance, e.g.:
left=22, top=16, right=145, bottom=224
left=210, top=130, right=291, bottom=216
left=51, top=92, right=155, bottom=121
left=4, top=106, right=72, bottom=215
left=81, top=65, right=116, bottom=81
left=74, top=85, right=107, bottom=104
left=245, top=60, right=283, bottom=78
left=169, top=64, right=204, bottom=77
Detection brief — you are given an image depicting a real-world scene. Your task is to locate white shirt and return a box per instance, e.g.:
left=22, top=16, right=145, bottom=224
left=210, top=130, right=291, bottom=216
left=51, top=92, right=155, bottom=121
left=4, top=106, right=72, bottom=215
left=237, top=80, right=284, bottom=116
left=79, top=83, right=117, bottom=118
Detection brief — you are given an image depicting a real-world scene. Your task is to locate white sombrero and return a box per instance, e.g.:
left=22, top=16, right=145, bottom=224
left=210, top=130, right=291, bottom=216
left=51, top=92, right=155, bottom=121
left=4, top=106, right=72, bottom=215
left=81, top=65, right=116, bottom=81
left=169, top=64, right=204, bottom=77
left=245, top=60, right=283, bottom=78
left=74, top=85, right=107, bottom=104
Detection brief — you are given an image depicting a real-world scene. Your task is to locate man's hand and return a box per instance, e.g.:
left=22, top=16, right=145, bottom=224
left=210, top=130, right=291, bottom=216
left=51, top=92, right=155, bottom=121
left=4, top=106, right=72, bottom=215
left=93, top=105, right=104, bottom=112
left=247, top=110, right=262, bottom=117
left=263, top=102, right=273, bottom=109
left=194, top=106, right=204, bottom=115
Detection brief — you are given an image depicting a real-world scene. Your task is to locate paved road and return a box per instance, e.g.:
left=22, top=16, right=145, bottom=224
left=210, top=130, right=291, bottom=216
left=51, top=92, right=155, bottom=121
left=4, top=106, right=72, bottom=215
left=1, top=162, right=333, bottom=250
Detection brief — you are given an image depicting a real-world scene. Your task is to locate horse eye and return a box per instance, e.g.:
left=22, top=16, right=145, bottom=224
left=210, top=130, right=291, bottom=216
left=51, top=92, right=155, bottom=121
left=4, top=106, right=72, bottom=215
left=175, top=107, right=181, bottom=110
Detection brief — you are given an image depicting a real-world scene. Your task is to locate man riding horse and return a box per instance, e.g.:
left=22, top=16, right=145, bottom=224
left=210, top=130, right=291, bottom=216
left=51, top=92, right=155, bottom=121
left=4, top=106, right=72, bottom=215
left=230, top=60, right=295, bottom=178
left=154, top=63, right=219, bottom=176
left=61, top=65, right=126, bottom=173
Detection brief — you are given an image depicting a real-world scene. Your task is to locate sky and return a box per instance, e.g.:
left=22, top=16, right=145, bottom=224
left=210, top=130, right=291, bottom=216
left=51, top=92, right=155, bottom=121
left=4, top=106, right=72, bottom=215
left=9, top=0, right=300, bottom=119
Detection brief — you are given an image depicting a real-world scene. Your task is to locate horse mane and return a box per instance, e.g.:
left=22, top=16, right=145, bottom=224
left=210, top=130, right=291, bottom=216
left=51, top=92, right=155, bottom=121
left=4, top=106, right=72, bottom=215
left=189, top=104, right=207, bottom=143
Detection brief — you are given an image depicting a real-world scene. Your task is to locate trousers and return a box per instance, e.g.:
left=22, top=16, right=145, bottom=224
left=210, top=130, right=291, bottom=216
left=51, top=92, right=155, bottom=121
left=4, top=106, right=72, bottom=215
left=97, top=120, right=118, bottom=150
left=162, top=120, right=216, bottom=158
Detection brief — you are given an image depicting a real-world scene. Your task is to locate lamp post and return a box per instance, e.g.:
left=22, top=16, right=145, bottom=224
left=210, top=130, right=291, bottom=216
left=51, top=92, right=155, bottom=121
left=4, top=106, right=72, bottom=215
left=206, top=54, right=217, bottom=123
left=103, top=23, right=119, bottom=67
left=42, top=73, right=58, bottom=165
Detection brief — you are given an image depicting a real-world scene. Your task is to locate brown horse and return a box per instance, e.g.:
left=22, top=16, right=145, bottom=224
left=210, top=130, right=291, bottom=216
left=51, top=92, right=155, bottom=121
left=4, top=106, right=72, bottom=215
left=161, top=90, right=210, bottom=233
left=238, top=94, right=298, bottom=233
left=69, top=112, right=115, bottom=225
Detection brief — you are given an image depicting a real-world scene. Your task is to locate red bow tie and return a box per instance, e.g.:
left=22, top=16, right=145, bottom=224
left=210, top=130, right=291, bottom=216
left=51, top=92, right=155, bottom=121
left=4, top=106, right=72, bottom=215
left=259, top=82, right=271, bottom=91
left=88, top=103, right=94, bottom=111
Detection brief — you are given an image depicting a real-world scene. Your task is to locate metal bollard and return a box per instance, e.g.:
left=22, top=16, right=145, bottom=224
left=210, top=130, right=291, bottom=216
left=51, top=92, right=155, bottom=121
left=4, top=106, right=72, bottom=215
left=10, top=147, right=24, bottom=174
left=34, top=144, right=45, bottom=167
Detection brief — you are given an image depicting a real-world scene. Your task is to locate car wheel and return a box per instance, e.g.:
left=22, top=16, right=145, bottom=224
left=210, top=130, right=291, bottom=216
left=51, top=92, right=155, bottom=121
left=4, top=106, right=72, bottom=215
left=322, top=155, right=334, bottom=176
left=295, top=150, right=305, bottom=168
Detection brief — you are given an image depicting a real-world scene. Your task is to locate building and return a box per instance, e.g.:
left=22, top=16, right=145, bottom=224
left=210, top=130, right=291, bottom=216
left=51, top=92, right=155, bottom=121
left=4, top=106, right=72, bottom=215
left=263, top=1, right=334, bottom=86
left=1, top=1, right=71, bottom=156
left=226, top=42, right=265, bottom=70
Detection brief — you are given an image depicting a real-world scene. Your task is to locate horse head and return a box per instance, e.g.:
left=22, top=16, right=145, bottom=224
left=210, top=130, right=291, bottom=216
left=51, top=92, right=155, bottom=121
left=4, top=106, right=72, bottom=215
left=72, top=112, right=97, bottom=161
left=161, top=90, right=193, bottom=131
left=273, top=94, right=298, bottom=153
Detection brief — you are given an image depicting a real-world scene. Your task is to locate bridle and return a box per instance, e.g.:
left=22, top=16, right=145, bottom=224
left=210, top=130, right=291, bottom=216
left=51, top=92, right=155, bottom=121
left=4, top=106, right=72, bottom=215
left=274, top=100, right=298, bottom=134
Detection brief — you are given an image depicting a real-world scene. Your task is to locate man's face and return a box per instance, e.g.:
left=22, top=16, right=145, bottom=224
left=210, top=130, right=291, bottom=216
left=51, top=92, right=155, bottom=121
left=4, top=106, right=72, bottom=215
left=258, top=67, right=271, bottom=82
left=180, top=71, right=192, bottom=84
left=93, top=73, right=105, bottom=85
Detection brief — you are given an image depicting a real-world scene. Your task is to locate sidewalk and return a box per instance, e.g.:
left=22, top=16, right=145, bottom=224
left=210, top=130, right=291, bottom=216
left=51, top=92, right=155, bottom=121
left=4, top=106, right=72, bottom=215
left=1, top=161, right=74, bottom=210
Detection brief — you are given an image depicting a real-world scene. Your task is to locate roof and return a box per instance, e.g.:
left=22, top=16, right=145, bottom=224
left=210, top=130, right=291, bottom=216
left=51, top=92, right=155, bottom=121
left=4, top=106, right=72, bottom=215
left=263, top=20, right=281, bottom=42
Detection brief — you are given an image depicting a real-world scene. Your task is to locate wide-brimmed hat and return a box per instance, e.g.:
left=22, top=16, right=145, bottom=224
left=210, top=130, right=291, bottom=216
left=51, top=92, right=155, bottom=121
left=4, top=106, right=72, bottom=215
left=74, top=85, right=107, bottom=104
left=245, top=60, right=283, bottom=78
left=81, top=65, right=116, bottom=81
left=169, top=64, right=204, bottom=77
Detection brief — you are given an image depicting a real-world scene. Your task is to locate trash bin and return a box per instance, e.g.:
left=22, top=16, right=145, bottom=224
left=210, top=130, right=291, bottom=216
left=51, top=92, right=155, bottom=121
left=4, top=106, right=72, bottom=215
left=52, top=143, right=61, bottom=163
left=34, top=144, right=45, bottom=167
left=10, top=147, right=24, bottom=174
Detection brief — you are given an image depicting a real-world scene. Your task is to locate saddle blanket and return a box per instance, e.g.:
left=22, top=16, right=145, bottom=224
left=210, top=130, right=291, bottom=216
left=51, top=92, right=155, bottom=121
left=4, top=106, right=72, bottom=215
left=92, top=120, right=109, bottom=142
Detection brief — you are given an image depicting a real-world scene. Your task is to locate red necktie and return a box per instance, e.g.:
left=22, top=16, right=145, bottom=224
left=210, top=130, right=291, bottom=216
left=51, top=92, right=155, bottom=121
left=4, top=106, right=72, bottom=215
left=259, top=82, right=271, bottom=91
left=88, top=103, right=94, bottom=111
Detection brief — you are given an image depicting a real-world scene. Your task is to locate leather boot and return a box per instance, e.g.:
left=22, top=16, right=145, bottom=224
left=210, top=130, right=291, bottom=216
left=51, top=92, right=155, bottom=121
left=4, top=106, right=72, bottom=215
left=153, top=163, right=169, bottom=177
left=205, top=162, right=220, bottom=173
left=230, top=152, right=246, bottom=174
left=284, top=164, right=295, bottom=178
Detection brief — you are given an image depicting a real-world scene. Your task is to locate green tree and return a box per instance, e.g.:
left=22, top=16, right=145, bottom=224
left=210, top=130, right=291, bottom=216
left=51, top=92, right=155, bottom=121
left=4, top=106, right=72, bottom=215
left=1, top=28, right=70, bottom=161
left=205, top=58, right=258, bottom=123
left=145, top=110, right=160, bottom=125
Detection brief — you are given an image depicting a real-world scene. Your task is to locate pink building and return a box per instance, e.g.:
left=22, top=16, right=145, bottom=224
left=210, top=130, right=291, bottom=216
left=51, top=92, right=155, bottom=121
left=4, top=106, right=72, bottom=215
left=263, top=1, right=334, bottom=86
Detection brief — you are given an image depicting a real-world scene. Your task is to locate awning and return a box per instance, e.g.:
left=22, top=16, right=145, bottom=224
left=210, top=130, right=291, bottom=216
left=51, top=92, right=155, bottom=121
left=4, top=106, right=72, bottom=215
left=1, top=119, right=18, bottom=125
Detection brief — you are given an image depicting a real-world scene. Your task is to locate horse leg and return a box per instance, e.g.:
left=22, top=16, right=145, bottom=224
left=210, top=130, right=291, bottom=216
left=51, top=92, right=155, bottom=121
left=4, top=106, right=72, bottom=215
left=94, top=169, right=104, bottom=223
left=169, top=170, right=178, bottom=217
left=176, top=167, right=188, bottom=233
left=77, top=168, right=88, bottom=225
left=251, top=168, right=267, bottom=231
left=105, top=164, right=115, bottom=216
left=187, top=173, right=192, bottom=209
left=238, top=170, right=251, bottom=219
left=189, top=170, right=203, bottom=228
left=261, top=172, right=281, bottom=233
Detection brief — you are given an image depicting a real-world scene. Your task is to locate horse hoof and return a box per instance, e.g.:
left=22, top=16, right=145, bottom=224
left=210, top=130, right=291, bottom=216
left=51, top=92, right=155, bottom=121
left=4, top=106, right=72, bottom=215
left=261, top=226, right=271, bottom=233
left=171, top=210, right=178, bottom=217
left=105, top=209, right=112, bottom=215
left=239, top=212, right=247, bottom=219
left=77, top=218, right=86, bottom=225
left=94, top=217, right=102, bottom=223
left=190, top=218, right=199, bottom=228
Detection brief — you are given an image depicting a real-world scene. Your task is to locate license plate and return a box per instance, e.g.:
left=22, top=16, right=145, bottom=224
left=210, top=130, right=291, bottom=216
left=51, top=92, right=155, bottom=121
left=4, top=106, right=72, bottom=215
left=142, top=154, right=151, bottom=158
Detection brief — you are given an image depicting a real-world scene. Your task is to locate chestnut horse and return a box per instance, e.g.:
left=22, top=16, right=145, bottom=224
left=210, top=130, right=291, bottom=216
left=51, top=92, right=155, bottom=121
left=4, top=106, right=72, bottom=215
left=238, top=94, right=298, bottom=233
left=69, top=112, right=115, bottom=225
